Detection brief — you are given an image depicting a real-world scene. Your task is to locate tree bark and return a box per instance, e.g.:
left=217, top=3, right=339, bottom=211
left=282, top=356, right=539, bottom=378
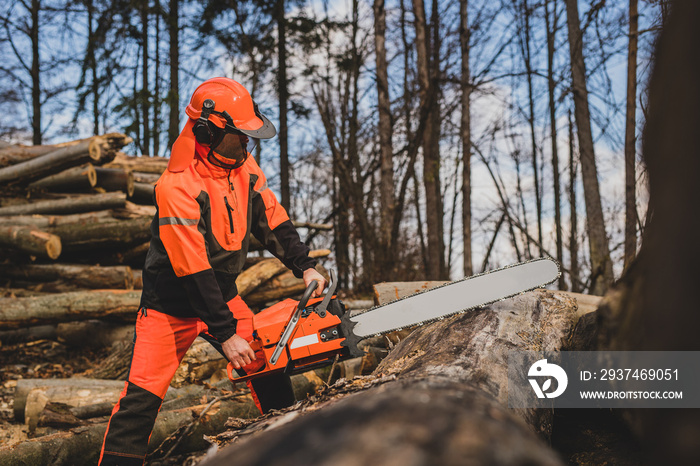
left=624, top=0, right=638, bottom=270
left=0, top=139, right=101, bottom=185
left=27, top=164, right=97, bottom=192
left=0, top=290, right=141, bottom=330
left=0, top=225, right=61, bottom=259
left=564, top=0, right=614, bottom=295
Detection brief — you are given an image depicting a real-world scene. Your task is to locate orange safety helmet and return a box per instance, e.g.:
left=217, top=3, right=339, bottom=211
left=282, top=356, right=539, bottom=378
left=169, top=78, right=276, bottom=172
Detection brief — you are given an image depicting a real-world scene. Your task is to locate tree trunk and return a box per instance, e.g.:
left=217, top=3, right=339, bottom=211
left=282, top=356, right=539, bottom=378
left=568, top=110, right=580, bottom=292
left=545, top=0, right=564, bottom=289
left=564, top=0, right=614, bottom=295
left=31, top=0, right=41, bottom=145
left=129, top=181, right=155, bottom=205
left=0, top=193, right=127, bottom=217
left=413, top=0, right=443, bottom=280
left=624, top=0, right=638, bottom=270
left=0, top=290, right=141, bottom=330
left=141, top=0, right=150, bottom=156
left=167, top=0, right=180, bottom=151
left=0, top=225, right=61, bottom=259
left=459, top=0, right=472, bottom=277
left=0, top=139, right=102, bottom=185
left=276, top=0, right=290, bottom=211
left=596, top=4, right=700, bottom=462
left=28, top=164, right=97, bottom=192
left=374, top=0, right=395, bottom=282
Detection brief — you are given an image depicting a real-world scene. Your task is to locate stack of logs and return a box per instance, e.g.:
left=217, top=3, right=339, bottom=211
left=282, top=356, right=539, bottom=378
left=0, top=135, right=339, bottom=462
left=0, top=134, right=335, bottom=331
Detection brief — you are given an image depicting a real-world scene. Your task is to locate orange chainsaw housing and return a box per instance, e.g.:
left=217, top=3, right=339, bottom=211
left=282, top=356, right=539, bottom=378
left=227, top=296, right=348, bottom=384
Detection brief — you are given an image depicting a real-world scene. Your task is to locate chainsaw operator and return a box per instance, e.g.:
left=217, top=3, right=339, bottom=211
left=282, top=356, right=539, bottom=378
left=99, top=77, right=327, bottom=466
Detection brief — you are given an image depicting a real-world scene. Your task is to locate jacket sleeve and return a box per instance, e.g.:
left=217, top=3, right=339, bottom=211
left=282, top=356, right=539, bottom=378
left=249, top=164, right=317, bottom=278
left=155, top=178, right=237, bottom=343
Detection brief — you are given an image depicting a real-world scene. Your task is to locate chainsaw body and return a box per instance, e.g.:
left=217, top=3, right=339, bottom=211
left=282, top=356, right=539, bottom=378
left=227, top=273, right=360, bottom=384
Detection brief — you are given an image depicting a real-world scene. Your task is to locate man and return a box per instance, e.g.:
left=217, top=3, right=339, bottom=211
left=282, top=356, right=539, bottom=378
left=99, top=77, right=327, bottom=465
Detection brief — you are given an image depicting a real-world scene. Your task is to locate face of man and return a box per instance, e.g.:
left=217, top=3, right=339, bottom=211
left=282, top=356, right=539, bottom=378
left=214, top=131, right=249, bottom=164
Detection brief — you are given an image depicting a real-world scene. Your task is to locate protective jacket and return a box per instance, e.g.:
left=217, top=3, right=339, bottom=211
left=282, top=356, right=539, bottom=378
left=140, top=143, right=316, bottom=343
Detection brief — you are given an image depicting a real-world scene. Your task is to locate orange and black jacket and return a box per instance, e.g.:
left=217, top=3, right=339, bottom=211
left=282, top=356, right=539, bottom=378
left=140, top=146, right=316, bottom=343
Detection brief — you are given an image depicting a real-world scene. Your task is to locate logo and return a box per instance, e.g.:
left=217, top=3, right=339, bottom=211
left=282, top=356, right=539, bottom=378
left=528, top=359, right=568, bottom=398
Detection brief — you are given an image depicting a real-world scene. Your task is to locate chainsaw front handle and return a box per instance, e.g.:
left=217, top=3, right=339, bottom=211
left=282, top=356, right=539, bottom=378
left=269, top=280, right=318, bottom=365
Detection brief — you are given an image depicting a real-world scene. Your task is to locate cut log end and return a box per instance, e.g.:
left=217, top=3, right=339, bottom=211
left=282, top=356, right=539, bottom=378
left=45, top=235, right=62, bottom=260
left=87, top=139, right=102, bottom=161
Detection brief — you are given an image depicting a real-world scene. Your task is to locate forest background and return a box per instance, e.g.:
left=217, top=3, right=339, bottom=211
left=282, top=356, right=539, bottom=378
left=0, top=0, right=668, bottom=296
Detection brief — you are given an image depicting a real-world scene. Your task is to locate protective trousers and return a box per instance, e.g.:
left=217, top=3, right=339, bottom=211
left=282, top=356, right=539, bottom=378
left=98, top=297, right=295, bottom=466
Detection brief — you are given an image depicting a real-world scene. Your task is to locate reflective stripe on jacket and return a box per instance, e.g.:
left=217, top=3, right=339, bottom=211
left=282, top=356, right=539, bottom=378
left=139, top=144, right=316, bottom=342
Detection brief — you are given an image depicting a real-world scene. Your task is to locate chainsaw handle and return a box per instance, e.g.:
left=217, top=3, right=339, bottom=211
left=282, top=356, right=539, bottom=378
left=297, top=279, right=319, bottom=311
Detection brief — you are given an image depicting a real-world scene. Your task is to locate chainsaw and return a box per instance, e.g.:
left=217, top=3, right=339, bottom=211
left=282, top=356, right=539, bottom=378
left=226, top=257, right=560, bottom=384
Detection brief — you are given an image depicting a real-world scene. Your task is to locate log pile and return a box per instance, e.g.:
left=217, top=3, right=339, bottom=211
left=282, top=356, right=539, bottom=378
left=0, top=135, right=337, bottom=463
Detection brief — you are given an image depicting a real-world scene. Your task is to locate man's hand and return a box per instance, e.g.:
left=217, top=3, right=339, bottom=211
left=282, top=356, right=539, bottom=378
left=303, top=268, right=327, bottom=297
left=222, top=334, right=256, bottom=369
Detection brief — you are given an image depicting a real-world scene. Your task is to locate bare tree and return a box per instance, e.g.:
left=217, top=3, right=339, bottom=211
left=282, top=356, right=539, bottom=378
left=564, top=0, right=613, bottom=295
left=460, top=0, right=473, bottom=277
left=624, top=0, right=638, bottom=269
left=544, top=0, right=564, bottom=289
left=374, top=0, right=395, bottom=280
left=167, top=0, right=179, bottom=151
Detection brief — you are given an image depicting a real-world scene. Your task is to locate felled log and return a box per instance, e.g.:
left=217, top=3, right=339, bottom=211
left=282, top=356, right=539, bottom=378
left=0, top=290, right=140, bottom=330
left=204, top=289, right=577, bottom=465
left=128, top=181, right=154, bottom=205
left=0, top=225, right=61, bottom=259
left=49, top=215, right=151, bottom=252
left=0, top=133, right=131, bottom=169
left=244, top=265, right=328, bottom=306
left=14, top=379, right=126, bottom=422
left=0, top=139, right=102, bottom=185
left=373, top=280, right=448, bottom=305
left=1, top=393, right=257, bottom=465
left=0, top=209, right=117, bottom=227
left=94, top=167, right=134, bottom=196
left=133, top=172, right=160, bottom=184
left=104, top=153, right=169, bottom=174
left=0, top=263, right=134, bottom=290
left=27, top=164, right=97, bottom=192
left=236, top=249, right=331, bottom=297
left=0, top=192, right=126, bottom=216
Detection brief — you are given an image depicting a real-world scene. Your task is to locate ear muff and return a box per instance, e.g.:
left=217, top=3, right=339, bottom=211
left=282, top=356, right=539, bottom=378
left=192, top=99, right=217, bottom=145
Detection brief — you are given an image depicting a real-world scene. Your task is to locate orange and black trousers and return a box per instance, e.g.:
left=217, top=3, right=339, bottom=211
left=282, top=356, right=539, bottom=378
left=99, top=297, right=294, bottom=466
